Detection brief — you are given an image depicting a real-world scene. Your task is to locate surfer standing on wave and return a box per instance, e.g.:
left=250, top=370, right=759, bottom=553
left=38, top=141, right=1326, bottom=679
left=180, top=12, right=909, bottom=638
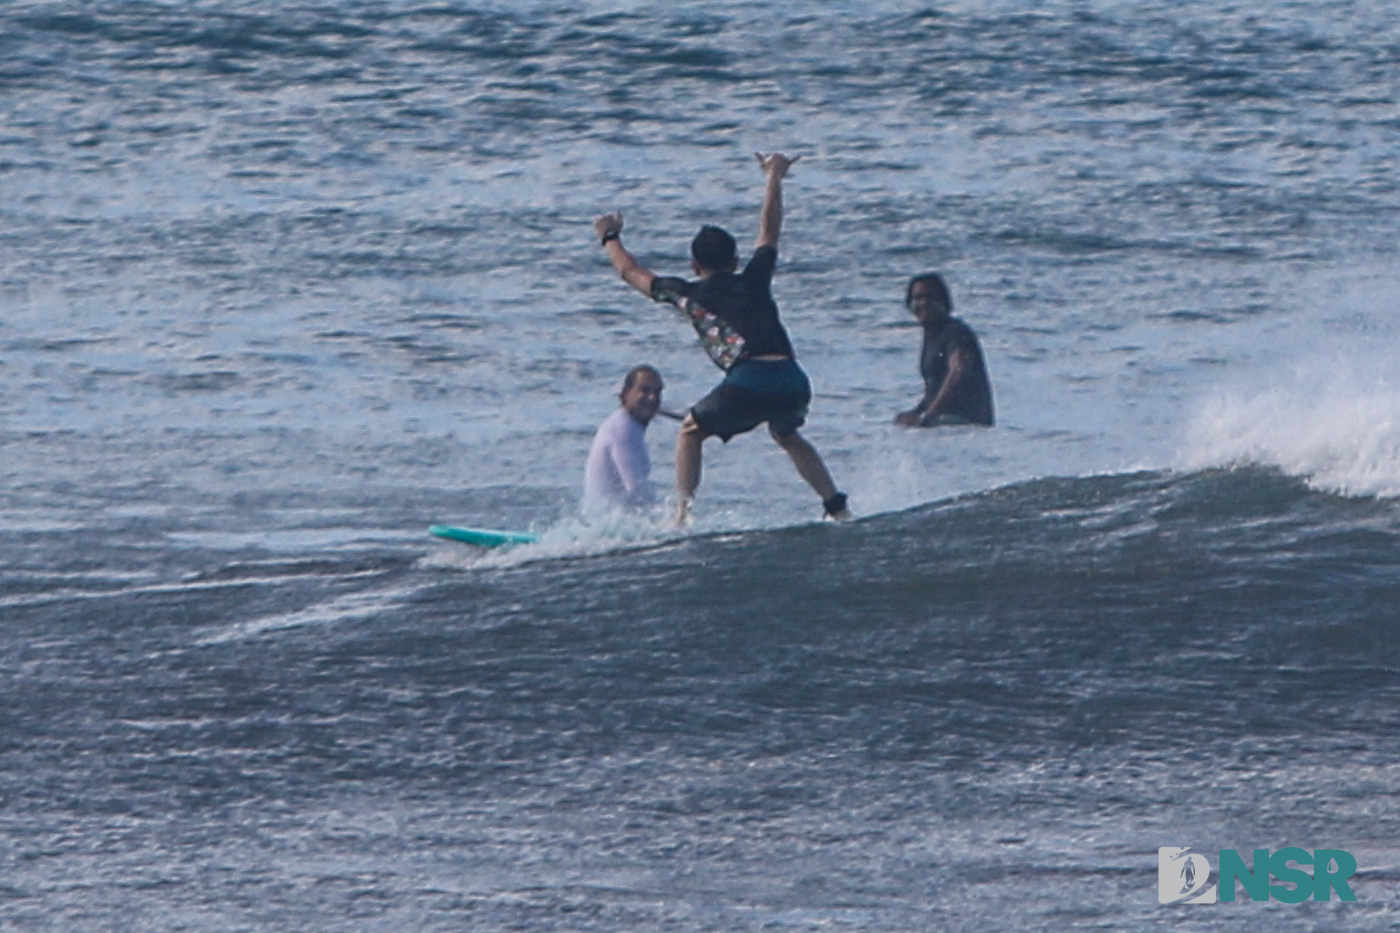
left=582, top=364, right=665, bottom=514
left=594, top=153, right=850, bottom=525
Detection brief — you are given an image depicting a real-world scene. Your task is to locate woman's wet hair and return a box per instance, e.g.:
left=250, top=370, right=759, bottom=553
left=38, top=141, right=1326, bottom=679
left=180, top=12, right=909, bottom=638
left=906, top=272, right=952, bottom=311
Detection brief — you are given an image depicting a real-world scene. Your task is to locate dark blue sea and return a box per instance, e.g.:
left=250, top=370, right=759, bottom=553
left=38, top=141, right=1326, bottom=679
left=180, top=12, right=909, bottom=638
left=3, top=1, right=1399, bottom=929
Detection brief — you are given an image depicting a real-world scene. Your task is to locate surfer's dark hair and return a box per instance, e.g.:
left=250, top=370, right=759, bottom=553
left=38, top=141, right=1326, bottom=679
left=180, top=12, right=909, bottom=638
left=619, top=364, right=662, bottom=402
left=906, top=272, right=952, bottom=311
left=691, top=225, right=737, bottom=271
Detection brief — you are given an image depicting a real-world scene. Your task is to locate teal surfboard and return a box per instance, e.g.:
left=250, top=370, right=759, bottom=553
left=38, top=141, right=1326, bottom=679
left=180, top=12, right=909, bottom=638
left=429, top=525, right=539, bottom=548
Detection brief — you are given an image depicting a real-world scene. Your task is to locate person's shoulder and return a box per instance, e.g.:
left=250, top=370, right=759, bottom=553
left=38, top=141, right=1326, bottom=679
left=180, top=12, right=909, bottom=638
left=739, top=244, right=777, bottom=285
left=596, top=406, right=629, bottom=434
left=949, top=316, right=984, bottom=340
left=605, top=406, right=647, bottom=435
left=746, top=243, right=778, bottom=267
left=650, top=275, right=693, bottom=304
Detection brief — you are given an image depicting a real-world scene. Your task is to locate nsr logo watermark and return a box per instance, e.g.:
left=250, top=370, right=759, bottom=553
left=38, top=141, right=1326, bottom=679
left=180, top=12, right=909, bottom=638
left=1159, top=847, right=1358, bottom=905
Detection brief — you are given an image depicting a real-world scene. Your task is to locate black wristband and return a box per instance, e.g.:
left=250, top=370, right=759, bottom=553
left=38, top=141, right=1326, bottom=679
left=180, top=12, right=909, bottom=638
left=600, top=230, right=620, bottom=245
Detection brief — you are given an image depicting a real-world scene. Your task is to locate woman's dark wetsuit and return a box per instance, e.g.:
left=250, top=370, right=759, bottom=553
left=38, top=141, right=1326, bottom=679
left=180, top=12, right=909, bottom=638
left=917, top=317, right=994, bottom=426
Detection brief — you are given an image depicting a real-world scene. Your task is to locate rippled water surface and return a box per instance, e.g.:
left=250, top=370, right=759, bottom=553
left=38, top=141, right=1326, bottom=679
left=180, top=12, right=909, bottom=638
left=3, top=1, right=1400, bottom=930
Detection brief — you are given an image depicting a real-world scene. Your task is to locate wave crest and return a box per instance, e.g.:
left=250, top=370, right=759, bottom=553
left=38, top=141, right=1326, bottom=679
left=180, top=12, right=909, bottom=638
left=1182, top=371, right=1400, bottom=498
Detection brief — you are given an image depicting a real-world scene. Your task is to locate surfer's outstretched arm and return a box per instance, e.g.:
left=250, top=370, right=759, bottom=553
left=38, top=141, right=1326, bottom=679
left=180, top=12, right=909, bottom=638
left=755, top=152, right=798, bottom=250
left=594, top=211, right=655, bottom=296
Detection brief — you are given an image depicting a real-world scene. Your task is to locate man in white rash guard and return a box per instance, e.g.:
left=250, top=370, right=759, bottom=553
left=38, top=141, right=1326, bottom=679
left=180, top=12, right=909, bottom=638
left=582, top=364, right=664, bottom=513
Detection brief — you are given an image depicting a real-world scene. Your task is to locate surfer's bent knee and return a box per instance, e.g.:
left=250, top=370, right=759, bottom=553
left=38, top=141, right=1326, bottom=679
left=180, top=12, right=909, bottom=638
left=769, top=424, right=801, bottom=445
left=680, top=413, right=709, bottom=439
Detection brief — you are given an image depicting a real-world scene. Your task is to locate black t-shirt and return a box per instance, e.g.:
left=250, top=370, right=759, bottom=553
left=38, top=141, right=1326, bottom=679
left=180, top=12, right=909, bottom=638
left=650, top=245, right=795, bottom=368
left=920, top=317, right=994, bottom=425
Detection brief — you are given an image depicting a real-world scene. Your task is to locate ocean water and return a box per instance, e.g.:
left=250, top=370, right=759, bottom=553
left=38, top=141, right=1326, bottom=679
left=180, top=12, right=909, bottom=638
left=3, top=1, right=1399, bottom=929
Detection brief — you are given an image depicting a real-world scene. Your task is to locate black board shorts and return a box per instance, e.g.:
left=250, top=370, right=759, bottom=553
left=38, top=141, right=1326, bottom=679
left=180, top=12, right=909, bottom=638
left=690, top=358, right=811, bottom=442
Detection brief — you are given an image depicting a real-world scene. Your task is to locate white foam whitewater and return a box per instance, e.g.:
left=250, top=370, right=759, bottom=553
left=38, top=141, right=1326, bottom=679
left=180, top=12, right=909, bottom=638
left=1179, top=272, right=1400, bottom=498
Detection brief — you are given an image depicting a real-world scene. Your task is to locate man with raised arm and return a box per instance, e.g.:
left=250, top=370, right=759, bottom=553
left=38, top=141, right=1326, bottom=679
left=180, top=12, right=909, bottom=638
left=593, top=153, right=850, bottom=525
